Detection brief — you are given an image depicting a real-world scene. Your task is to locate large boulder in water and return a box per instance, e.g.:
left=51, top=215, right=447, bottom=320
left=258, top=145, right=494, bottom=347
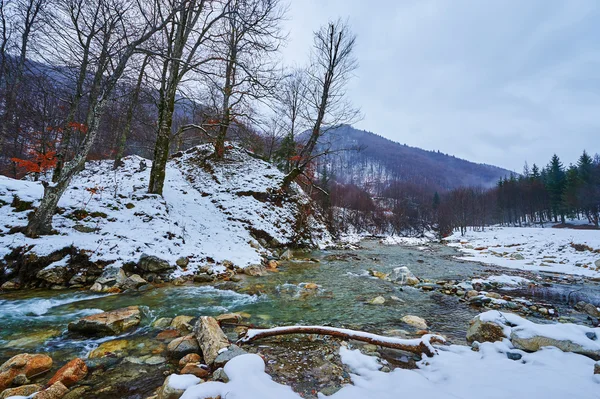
left=138, top=254, right=173, bottom=273
left=389, top=266, right=419, bottom=286
left=193, top=316, right=229, bottom=365
left=68, top=306, right=141, bottom=336
left=0, top=353, right=53, bottom=392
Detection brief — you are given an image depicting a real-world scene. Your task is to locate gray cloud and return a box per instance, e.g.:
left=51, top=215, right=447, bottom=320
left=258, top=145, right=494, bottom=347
left=281, top=0, right=600, bottom=171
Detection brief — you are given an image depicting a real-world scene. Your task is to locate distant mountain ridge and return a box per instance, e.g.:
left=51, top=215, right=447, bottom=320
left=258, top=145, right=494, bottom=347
left=314, top=125, right=512, bottom=192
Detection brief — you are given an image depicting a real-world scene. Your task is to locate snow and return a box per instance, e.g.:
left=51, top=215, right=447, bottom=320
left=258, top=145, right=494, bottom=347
left=177, top=341, right=600, bottom=399
left=379, top=235, right=432, bottom=246
left=471, top=274, right=531, bottom=286
left=0, top=145, right=332, bottom=274
left=445, top=226, right=600, bottom=278
left=167, top=374, right=202, bottom=390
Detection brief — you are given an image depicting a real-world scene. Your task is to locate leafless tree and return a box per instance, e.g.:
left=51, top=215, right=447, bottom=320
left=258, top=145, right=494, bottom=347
left=25, top=0, right=172, bottom=236
left=282, top=19, right=359, bottom=188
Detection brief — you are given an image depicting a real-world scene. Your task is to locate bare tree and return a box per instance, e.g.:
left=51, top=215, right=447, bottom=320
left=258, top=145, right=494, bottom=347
left=147, top=0, right=227, bottom=195
left=25, top=0, right=172, bottom=237
left=208, top=0, right=285, bottom=159
left=282, top=19, right=359, bottom=188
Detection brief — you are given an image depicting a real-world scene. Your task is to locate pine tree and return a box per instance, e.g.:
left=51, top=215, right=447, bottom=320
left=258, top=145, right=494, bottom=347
left=546, top=154, right=566, bottom=223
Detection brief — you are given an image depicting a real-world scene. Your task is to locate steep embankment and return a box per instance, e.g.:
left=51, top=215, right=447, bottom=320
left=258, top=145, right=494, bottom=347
left=0, top=144, right=332, bottom=289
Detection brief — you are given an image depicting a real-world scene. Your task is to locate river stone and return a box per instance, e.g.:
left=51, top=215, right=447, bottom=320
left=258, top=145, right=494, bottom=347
left=89, top=339, right=130, bottom=358
left=575, top=301, right=600, bottom=318
left=215, top=313, right=243, bottom=324
left=595, top=259, right=600, bottom=268
left=368, top=296, right=386, bottom=305
left=280, top=249, right=293, bottom=260
left=68, top=306, right=141, bottom=336
left=167, top=335, right=200, bottom=359
left=466, top=315, right=506, bottom=344
left=32, top=381, right=69, bottom=399
left=122, top=274, right=147, bottom=289
left=595, top=361, right=600, bottom=374
left=138, top=254, right=173, bottom=273
left=0, top=353, right=53, bottom=392
left=176, top=257, right=190, bottom=267
left=212, top=368, right=229, bottom=382
left=180, top=363, right=210, bottom=378
left=193, top=273, right=215, bottom=283
left=47, top=358, right=88, bottom=388
left=158, top=374, right=201, bottom=399
left=96, top=267, right=126, bottom=285
left=171, top=316, right=195, bottom=333
left=213, top=345, right=248, bottom=368
left=0, top=383, right=42, bottom=399
left=401, top=315, right=428, bottom=330
left=178, top=353, right=202, bottom=368
left=510, top=330, right=600, bottom=360
left=389, top=266, right=419, bottom=286
left=145, top=356, right=167, bottom=365
left=193, top=316, right=229, bottom=365
left=154, top=317, right=174, bottom=329
left=244, top=264, right=267, bottom=277
left=36, top=266, right=69, bottom=285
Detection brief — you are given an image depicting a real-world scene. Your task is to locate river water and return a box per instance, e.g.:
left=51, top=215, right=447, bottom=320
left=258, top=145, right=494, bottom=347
left=1, top=240, right=599, bottom=393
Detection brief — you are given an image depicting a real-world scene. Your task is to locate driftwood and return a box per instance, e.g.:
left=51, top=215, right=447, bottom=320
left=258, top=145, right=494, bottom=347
left=238, top=325, right=445, bottom=357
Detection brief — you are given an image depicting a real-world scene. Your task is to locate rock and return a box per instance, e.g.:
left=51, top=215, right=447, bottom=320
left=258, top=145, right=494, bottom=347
left=0, top=383, right=42, bottom=399
left=1, top=280, right=20, bottom=290
left=96, top=267, right=127, bottom=285
left=62, top=387, right=89, bottom=399
left=176, top=257, right=190, bottom=267
left=68, top=306, right=141, bottom=336
left=153, top=317, right=174, bottom=329
left=215, top=313, right=243, bottom=324
left=89, top=339, right=129, bottom=358
left=167, top=335, right=200, bottom=359
left=466, top=315, right=506, bottom=344
left=32, top=382, right=69, bottom=399
left=586, top=332, right=597, bottom=341
left=90, top=282, right=104, bottom=292
left=267, top=260, right=279, bottom=269
left=389, top=266, right=419, bottom=286
left=575, top=301, right=600, bottom=318
left=213, top=345, right=248, bottom=368
left=138, top=254, right=173, bottom=273
left=212, top=368, right=229, bottom=382
left=280, top=249, right=293, bottom=260
left=512, top=253, right=525, bottom=260
left=193, top=316, right=229, bottom=365
left=36, top=266, right=69, bottom=285
left=466, top=290, right=479, bottom=298
left=122, top=274, right=147, bottom=290
left=158, top=374, right=201, bottom=399
left=170, top=316, right=194, bottom=333
left=47, top=358, right=87, bottom=388
left=145, top=356, right=167, bottom=365
left=73, top=224, right=97, bottom=233
left=244, top=264, right=267, bottom=276
left=180, top=363, right=209, bottom=378
left=401, top=315, right=428, bottom=330
left=486, top=292, right=502, bottom=299
left=369, top=270, right=388, bottom=280
left=595, top=361, right=600, bottom=374
left=193, top=273, right=214, bottom=283
left=510, top=331, right=600, bottom=360
left=368, top=296, right=386, bottom=305
left=304, top=283, right=319, bottom=290
left=0, top=353, right=53, bottom=392
left=156, top=329, right=181, bottom=342
left=178, top=354, right=202, bottom=368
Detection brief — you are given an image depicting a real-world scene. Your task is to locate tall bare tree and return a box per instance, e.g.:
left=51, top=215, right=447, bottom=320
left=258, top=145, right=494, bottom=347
left=25, top=0, right=172, bottom=236
left=282, top=19, right=359, bottom=188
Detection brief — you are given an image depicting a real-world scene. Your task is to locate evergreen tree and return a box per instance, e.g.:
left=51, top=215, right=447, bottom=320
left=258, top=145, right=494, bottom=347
left=546, top=154, right=566, bottom=223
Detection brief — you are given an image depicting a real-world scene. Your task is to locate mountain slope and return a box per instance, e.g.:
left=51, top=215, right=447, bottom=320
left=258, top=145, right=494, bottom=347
left=315, top=126, right=512, bottom=191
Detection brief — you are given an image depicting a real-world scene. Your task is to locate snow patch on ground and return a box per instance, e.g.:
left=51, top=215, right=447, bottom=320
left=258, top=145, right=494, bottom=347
left=472, top=274, right=531, bottom=286
left=445, top=226, right=600, bottom=278
left=0, top=145, right=332, bottom=273
left=379, top=234, right=433, bottom=247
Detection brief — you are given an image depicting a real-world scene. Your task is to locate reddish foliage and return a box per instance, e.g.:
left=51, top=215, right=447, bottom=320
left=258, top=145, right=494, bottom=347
left=11, top=151, right=57, bottom=173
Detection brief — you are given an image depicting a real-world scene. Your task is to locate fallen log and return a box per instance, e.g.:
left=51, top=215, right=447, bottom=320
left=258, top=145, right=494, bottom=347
left=238, top=325, right=445, bottom=357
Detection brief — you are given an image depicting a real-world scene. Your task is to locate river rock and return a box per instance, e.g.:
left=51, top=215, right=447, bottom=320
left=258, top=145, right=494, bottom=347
left=178, top=353, right=202, bottom=368
left=389, top=267, right=419, bottom=286
left=215, top=313, right=243, bottom=324
left=122, top=274, right=147, bottom=290
left=158, top=374, right=201, bottom=399
left=575, top=301, right=600, bottom=318
left=157, top=329, right=181, bottom=342
left=96, top=267, right=126, bottom=285
left=167, top=335, right=200, bottom=359
left=138, top=254, right=173, bottom=273
left=68, top=306, right=141, bottom=336
left=153, top=317, right=174, bottom=329
left=47, top=358, right=88, bottom=388
left=36, top=266, right=69, bottom=285
left=31, top=381, right=68, bottom=399
left=0, top=353, right=53, bottom=391
left=193, top=273, right=215, bottom=283
left=171, top=316, right=195, bottom=333
left=510, top=331, right=600, bottom=360
left=89, top=339, right=130, bottom=358
left=176, top=257, right=190, bottom=267
left=401, top=315, right=428, bottom=330
left=212, top=368, right=229, bottom=382
left=280, top=249, right=293, bottom=260
left=368, top=296, right=386, bottom=305
left=466, top=315, right=506, bottom=344
left=193, top=316, right=229, bottom=365
left=244, top=264, right=267, bottom=277
left=180, top=363, right=210, bottom=379
left=213, top=345, right=248, bottom=368
left=1, top=280, right=20, bottom=290
left=0, top=383, right=42, bottom=399
left=595, top=361, right=600, bottom=374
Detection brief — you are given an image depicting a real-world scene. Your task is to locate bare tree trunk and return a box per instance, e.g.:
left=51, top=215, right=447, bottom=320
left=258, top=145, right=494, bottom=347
left=148, top=95, right=175, bottom=195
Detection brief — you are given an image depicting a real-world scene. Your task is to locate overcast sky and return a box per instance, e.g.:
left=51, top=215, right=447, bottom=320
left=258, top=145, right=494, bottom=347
left=281, top=0, right=600, bottom=172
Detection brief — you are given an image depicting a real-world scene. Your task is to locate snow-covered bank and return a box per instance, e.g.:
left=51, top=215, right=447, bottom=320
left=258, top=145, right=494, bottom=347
left=0, top=145, right=332, bottom=276
left=446, top=226, right=600, bottom=278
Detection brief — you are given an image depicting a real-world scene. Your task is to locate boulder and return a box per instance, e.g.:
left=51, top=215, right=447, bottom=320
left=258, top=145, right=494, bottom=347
left=178, top=353, right=202, bottom=368
left=153, top=317, right=174, bottom=329
left=88, top=339, right=130, bottom=359
left=96, top=267, right=126, bottom=285
left=389, top=266, right=419, bottom=286
left=121, top=274, right=147, bottom=290
left=1, top=280, right=20, bottom=290
left=213, top=345, right=248, bottom=368
left=156, top=329, right=181, bottom=342
left=0, top=353, right=53, bottom=391
left=215, top=313, right=243, bottom=324
left=466, top=315, right=507, bottom=344
left=510, top=331, right=600, bottom=360
left=36, top=266, right=69, bottom=285
left=47, top=358, right=88, bottom=388
left=401, top=315, right=428, bottom=330
left=158, top=374, right=201, bottom=399
left=193, top=316, right=229, bottom=365
left=280, top=249, right=293, bottom=260
left=35, top=381, right=69, bottom=399
left=193, top=273, right=215, bottom=283
left=138, top=254, right=173, bottom=273
left=176, top=257, right=190, bottom=267
left=368, top=296, right=386, bottom=305
left=180, top=363, right=209, bottom=379
left=244, top=264, right=267, bottom=277
left=575, top=301, right=600, bottom=318
left=595, top=361, right=600, bottom=375
left=170, top=316, right=195, bottom=333
left=0, top=383, right=42, bottom=399
left=68, top=306, right=141, bottom=336
left=167, top=335, right=200, bottom=359
left=212, top=368, right=229, bottom=382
